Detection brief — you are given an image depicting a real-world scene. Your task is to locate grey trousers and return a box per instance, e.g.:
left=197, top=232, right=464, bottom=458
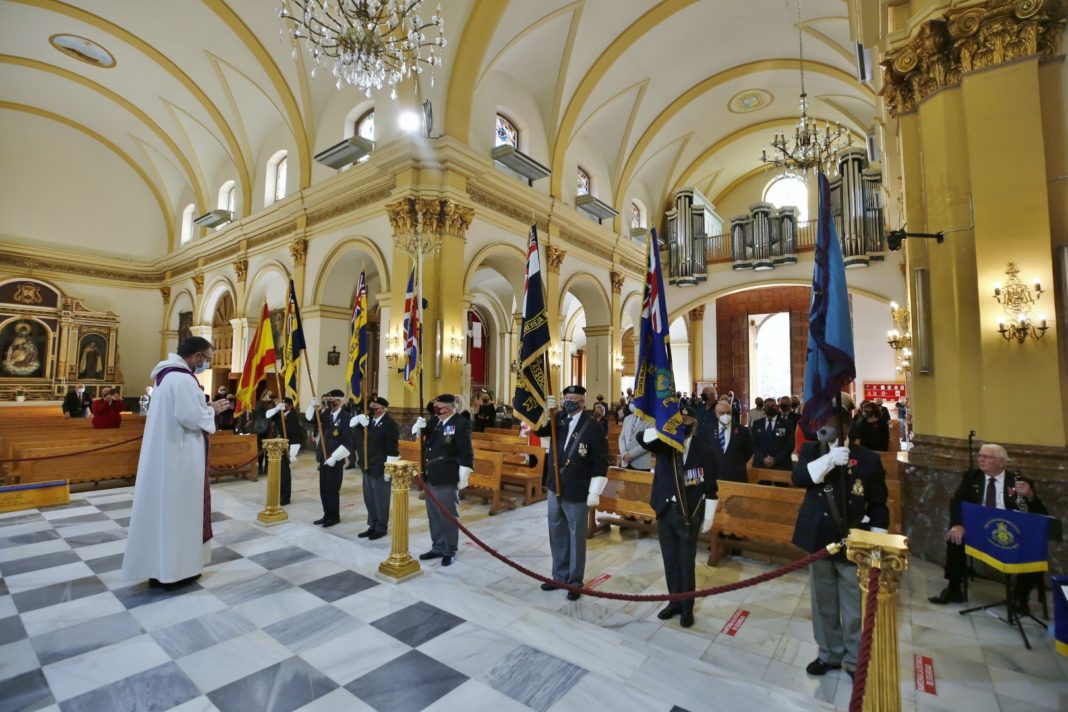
left=809, top=558, right=861, bottom=669
left=547, top=490, right=588, bottom=586
left=363, top=469, right=391, bottom=534
left=425, top=482, right=459, bottom=556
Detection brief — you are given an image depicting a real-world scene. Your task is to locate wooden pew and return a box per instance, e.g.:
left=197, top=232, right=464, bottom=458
left=748, top=466, right=794, bottom=486
left=397, top=441, right=515, bottom=515
left=485, top=427, right=519, bottom=436
left=587, top=466, right=656, bottom=538
left=708, top=481, right=806, bottom=565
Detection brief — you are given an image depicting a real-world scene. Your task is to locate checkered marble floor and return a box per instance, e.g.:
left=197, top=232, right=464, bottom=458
left=1, top=461, right=1066, bottom=712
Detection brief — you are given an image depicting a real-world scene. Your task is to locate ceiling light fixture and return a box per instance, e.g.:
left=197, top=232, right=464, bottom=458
left=278, top=0, right=446, bottom=98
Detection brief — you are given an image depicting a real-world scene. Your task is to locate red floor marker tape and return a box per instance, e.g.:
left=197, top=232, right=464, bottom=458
left=721, top=609, right=750, bottom=636
left=587, top=573, right=611, bottom=589
left=914, top=655, right=937, bottom=695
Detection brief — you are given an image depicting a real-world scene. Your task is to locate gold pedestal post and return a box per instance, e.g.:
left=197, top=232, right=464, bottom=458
left=378, top=460, right=422, bottom=582
left=256, top=438, right=289, bottom=526
left=846, top=529, right=910, bottom=712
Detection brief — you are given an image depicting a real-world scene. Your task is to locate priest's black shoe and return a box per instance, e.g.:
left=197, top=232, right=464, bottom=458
left=567, top=590, right=581, bottom=601
left=805, top=659, right=841, bottom=676
left=357, top=529, right=373, bottom=538
left=657, top=605, right=681, bottom=620
left=679, top=612, right=695, bottom=628
left=441, top=555, right=454, bottom=566
left=322, top=519, right=339, bottom=528
left=419, top=551, right=443, bottom=561
left=313, top=517, right=327, bottom=525
left=367, top=531, right=387, bottom=540
left=928, top=587, right=963, bottom=604
left=162, top=574, right=201, bottom=589
left=540, top=582, right=560, bottom=591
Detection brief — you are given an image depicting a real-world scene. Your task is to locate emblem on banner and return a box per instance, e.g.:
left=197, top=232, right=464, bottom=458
left=851, top=479, right=864, bottom=497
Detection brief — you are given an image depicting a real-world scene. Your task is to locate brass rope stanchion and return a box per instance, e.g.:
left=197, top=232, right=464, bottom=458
left=378, top=459, right=421, bottom=582
left=846, top=529, right=909, bottom=712
left=256, top=438, right=289, bottom=526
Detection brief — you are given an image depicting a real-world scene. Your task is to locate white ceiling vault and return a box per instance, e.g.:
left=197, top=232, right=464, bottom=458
left=0, top=0, right=875, bottom=261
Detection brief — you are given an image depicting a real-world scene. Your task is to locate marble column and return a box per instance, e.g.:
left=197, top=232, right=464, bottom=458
left=689, top=305, right=706, bottom=391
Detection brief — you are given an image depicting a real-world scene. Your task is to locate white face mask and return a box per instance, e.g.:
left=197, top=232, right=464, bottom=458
left=718, top=413, right=732, bottom=425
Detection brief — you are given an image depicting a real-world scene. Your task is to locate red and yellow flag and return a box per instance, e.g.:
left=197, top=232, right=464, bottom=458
left=234, top=302, right=276, bottom=416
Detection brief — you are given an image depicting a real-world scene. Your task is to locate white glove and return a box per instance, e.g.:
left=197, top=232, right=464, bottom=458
left=807, top=444, right=850, bottom=484
left=324, top=444, right=350, bottom=468
left=351, top=414, right=369, bottom=428
left=587, top=475, right=608, bottom=507
left=701, top=499, right=718, bottom=533
left=265, top=405, right=282, bottom=419
left=288, top=444, right=300, bottom=462
left=412, top=416, right=427, bottom=434
left=870, top=527, right=888, bottom=534
left=546, top=395, right=557, bottom=410
left=642, top=428, right=658, bottom=444
left=305, top=405, right=316, bottom=421
left=458, top=465, right=472, bottom=490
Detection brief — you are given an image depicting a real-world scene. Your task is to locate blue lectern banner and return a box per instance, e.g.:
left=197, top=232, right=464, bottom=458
left=1053, top=575, right=1068, bottom=657
left=961, top=502, right=1049, bottom=574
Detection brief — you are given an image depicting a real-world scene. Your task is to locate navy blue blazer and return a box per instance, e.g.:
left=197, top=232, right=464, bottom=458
left=535, top=411, right=608, bottom=503
left=640, top=424, right=718, bottom=521
left=751, top=416, right=794, bottom=470
left=422, top=414, right=474, bottom=486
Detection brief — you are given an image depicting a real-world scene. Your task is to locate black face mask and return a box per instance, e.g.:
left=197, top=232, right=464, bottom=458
left=561, top=399, right=582, bottom=415
left=764, top=408, right=778, bottom=418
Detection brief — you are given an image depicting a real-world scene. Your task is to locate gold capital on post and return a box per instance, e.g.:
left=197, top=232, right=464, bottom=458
left=378, top=460, right=422, bottom=581
left=257, top=438, right=290, bottom=526
left=846, top=529, right=910, bottom=712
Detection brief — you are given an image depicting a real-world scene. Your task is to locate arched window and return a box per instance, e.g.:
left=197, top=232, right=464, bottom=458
left=495, top=114, right=518, bottom=149
left=763, top=174, right=809, bottom=222
left=630, top=201, right=644, bottom=230
left=576, top=167, right=591, bottom=197
left=264, top=150, right=288, bottom=206
left=217, top=180, right=236, bottom=230
left=180, top=203, right=196, bottom=244
left=353, top=109, right=374, bottom=164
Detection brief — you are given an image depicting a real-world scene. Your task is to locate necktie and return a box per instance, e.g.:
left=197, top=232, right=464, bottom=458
left=984, top=477, right=997, bottom=507
left=719, top=426, right=727, bottom=452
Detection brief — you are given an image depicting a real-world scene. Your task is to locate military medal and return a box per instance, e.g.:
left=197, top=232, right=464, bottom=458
left=332, top=428, right=339, bottom=437
left=851, top=479, right=864, bottom=496
left=684, top=467, right=704, bottom=486
left=578, top=443, right=588, bottom=457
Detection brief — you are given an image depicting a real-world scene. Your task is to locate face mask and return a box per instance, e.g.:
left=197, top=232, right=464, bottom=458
left=627, top=403, right=636, bottom=414
left=434, top=406, right=450, bottom=416
left=194, top=357, right=209, bottom=374
left=816, top=425, right=837, bottom=444
left=561, top=399, right=582, bottom=414
left=764, top=408, right=777, bottom=418
left=718, top=413, right=732, bottom=425
left=370, top=408, right=383, bottom=419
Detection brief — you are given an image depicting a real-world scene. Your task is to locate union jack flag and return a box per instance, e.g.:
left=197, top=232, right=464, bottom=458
left=403, top=263, right=420, bottom=389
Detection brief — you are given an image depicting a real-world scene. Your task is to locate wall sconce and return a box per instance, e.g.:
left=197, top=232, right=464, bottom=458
left=510, top=359, right=520, bottom=374
left=613, top=352, right=624, bottom=373
left=548, top=344, right=562, bottom=369
left=994, top=263, right=1049, bottom=343
left=326, top=345, right=341, bottom=366
left=895, top=347, right=912, bottom=374
left=384, top=330, right=403, bottom=365
left=446, top=330, right=464, bottom=363
left=886, top=301, right=912, bottom=351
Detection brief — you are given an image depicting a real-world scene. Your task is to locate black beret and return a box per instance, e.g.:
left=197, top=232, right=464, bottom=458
left=679, top=404, right=696, bottom=418
left=324, top=389, right=345, bottom=398
left=434, top=393, right=456, bottom=404
left=371, top=396, right=389, bottom=408
left=562, top=385, right=586, bottom=395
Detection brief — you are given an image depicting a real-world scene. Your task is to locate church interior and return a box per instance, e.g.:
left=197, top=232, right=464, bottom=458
left=1, top=0, right=1067, bottom=710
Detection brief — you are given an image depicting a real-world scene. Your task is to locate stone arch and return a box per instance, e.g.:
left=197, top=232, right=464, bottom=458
left=242, top=261, right=291, bottom=317
left=199, top=277, right=237, bottom=325
left=559, top=272, right=611, bottom=328
left=168, top=290, right=195, bottom=332
left=312, top=237, right=391, bottom=308
left=463, top=242, right=526, bottom=296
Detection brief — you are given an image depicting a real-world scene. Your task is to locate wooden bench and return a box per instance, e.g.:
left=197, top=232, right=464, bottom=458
left=398, top=440, right=515, bottom=515
left=485, top=427, right=520, bottom=436
left=587, top=466, right=657, bottom=538
left=708, top=481, right=806, bottom=565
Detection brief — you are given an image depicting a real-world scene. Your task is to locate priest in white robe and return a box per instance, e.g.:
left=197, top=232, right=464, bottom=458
left=122, top=337, right=231, bottom=587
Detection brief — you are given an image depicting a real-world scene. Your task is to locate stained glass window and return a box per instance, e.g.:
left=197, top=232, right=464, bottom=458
left=764, top=174, right=809, bottom=222
left=576, top=167, right=591, bottom=197
left=495, top=114, right=518, bottom=148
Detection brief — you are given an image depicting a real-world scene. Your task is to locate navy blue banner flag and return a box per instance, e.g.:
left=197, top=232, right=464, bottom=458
left=632, top=229, right=683, bottom=452
left=282, top=279, right=306, bottom=404
left=961, top=502, right=1051, bottom=574
left=512, top=226, right=551, bottom=428
left=347, top=272, right=369, bottom=400
left=802, top=171, right=856, bottom=431
left=402, top=263, right=420, bottom=390
left=1053, top=574, right=1068, bottom=657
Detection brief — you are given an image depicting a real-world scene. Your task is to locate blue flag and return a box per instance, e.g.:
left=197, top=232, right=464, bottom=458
left=1053, top=574, right=1068, bottom=657
left=282, top=279, right=306, bottom=404
left=632, top=229, right=684, bottom=452
left=512, top=226, right=551, bottom=428
left=802, top=171, right=856, bottom=431
left=962, top=502, right=1051, bottom=574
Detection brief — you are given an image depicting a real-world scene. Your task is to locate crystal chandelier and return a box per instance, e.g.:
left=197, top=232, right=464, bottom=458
left=760, top=0, right=851, bottom=173
left=278, top=0, right=446, bottom=97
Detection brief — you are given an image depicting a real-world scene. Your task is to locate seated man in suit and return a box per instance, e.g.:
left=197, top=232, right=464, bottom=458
left=793, top=406, right=888, bottom=679
left=929, top=443, right=1047, bottom=612
left=710, top=399, right=752, bottom=483
left=750, top=398, right=794, bottom=470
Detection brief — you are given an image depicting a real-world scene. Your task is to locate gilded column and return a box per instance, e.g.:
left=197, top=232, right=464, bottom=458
left=289, top=236, right=308, bottom=304
left=159, top=286, right=171, bottom=359
left=545, top=242, right=566, bottom=394
left=379, top=460, right=422, bottom=581
left=689, top=305, right=706, bottom=388
left=233, top=258, right=248, bottom=315
left=610, top=271, right=625, bottom=400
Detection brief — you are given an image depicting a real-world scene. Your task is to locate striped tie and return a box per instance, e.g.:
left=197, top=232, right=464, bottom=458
left=719, top=426, right=727, bottom=452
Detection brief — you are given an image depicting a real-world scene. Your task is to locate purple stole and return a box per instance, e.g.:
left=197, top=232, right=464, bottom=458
left=155, top=366, right=213, bottom=544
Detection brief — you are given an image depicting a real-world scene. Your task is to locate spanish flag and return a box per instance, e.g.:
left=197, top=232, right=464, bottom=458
left=234, top=302, right=276, bottom=416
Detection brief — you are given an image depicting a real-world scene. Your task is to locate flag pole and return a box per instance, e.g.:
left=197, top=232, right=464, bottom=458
left=541, top=230, right=562, bottom=498
left=417, top=244, right=427, bottom=478
left=300, top=348, right=327, bottom=459
left=276, top=315, right=289, bottom=442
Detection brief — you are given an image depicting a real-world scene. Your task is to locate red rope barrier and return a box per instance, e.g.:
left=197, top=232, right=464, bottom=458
left=849, top=566, right=881, bottom=712
left=416, top=475, right=834, bottom=602
left=0, top=434, right=145, bottom=464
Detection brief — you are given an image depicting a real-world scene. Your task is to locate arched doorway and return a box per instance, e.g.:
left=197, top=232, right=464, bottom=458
left=211, top=292, right=235, bottom=392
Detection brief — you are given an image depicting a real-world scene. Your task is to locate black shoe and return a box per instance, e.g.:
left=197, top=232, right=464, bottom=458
left=367, top=531, right=387, bottom=540
left=540, top=582, right=560, bottom=591
left=567, top=590, right=581, bottom=601
left=357, top=529, right=373, bottom=538
left=148, top=578, right=163, bottom=588
left=419, top=551, right=443, bottom=561
left=806, top=659, right=842, bottom=676
left=680, top=612, right=695, bottom=628
left=928, top=587, right=964, bottom=605
left=313, top=517, right=327, bottom=525
left=657, top=605, right=681, bottom=620
left=280, top=500, right=290, bottom=506
left=162, top=574, right=201, bottom=589
left=441, top=555, right=454, bottom=566
left=322, top=519, right=339, bottom=528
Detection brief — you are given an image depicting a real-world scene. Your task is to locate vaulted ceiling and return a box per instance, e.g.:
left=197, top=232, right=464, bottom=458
left=0, top=0, right=876, bottom=261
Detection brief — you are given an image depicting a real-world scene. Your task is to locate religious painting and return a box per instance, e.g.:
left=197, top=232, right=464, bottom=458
left=178, top=311, right=193, bottom=344
left=0, top=319, right=48, bottom=378
left=269, top=308, right=286, bottom=349
left=77, top=333, right=107, bottom=380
